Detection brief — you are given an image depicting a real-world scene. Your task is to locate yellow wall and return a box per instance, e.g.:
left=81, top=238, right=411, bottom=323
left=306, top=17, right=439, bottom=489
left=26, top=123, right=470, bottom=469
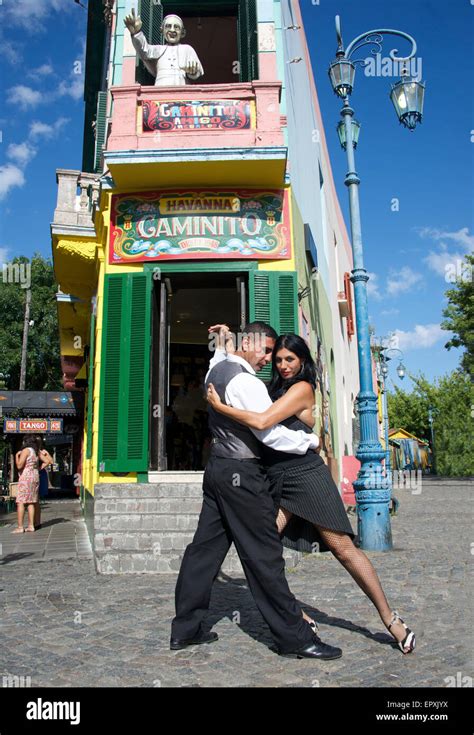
left=73, top=185, right=299, bottom=496
left=82, top=193, right=140, bottom=497
left=258, top=186, right=295, bottom=271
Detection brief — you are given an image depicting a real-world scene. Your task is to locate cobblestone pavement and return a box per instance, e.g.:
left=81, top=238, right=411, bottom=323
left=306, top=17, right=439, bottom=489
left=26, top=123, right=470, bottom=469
left=0, top=480, right=472, bottom=688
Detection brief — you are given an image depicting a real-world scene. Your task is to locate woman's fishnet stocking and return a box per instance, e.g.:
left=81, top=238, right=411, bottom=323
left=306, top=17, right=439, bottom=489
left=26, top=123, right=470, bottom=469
left=276, top=509, right=399, bottom=633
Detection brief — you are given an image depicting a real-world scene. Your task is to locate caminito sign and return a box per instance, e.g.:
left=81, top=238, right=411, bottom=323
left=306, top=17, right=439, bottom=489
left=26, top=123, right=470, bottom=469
left=110, top=189, right=292, bottom=263
left=142, top=100, right=252, bottom=131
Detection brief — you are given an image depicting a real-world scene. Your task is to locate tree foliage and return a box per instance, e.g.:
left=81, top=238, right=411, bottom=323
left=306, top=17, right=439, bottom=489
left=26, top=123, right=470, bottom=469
left=0, top=253, right=62, bottom=391
left=441, top=253, right=474, bottom=378
left=387, top=370, right=474, bottom=477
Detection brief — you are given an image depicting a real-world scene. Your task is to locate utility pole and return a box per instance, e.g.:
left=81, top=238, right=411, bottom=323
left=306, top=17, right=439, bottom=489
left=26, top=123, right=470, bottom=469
left=19, top=289, right=31, bottom=390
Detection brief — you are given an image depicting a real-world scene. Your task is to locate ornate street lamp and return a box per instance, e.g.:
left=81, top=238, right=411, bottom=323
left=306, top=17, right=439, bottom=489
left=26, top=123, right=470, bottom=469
left=328, top=57, right=356, bottom=98
left=328, top=15, right=424, bottom=550
left=396, top=361, right=406, bottom=379
left=390, top=77, right=425, bottom=130
left=337, top=119, right=361, bottom=149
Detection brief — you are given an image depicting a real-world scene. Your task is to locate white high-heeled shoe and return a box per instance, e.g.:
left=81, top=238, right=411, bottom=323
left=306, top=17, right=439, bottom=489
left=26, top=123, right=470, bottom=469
left=387, top=610, right=416, bottom=654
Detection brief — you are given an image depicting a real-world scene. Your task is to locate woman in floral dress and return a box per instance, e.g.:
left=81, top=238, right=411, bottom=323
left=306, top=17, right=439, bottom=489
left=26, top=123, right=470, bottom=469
left=12, top=437, right=40, bottom=533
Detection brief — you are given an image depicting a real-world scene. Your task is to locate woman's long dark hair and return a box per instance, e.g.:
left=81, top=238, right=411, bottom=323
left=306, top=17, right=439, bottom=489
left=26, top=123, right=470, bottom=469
left=268, top=334, right=317, bottom=400
left=21, top=436, right=39, bottom=454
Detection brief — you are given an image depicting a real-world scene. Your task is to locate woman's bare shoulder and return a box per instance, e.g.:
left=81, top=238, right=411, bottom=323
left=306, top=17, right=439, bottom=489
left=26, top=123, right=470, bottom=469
left=285, top=381, right=315, bottom=397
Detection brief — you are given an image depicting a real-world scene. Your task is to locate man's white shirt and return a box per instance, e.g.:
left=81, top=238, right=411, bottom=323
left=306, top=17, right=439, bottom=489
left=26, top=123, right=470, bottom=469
left=206, top=349, right=318, bottom=455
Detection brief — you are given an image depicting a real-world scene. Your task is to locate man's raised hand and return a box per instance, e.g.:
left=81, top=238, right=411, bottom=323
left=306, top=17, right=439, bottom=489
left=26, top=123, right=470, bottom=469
left=208, top=324, right=236, bottom=354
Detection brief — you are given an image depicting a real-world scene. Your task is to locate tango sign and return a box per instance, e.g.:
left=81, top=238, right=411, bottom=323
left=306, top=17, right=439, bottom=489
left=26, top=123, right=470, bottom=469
left=110, top=189, right=292, bottom=262
left=142, top=100, right=252, bottom=131
left=4, top=419, right=63, bottom=433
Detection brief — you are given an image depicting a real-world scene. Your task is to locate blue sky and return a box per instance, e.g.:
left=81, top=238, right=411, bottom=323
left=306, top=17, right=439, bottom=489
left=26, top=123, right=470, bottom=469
left=0, top=0, right=472, bottom=388
left=301, top=0, right=473, bottom=387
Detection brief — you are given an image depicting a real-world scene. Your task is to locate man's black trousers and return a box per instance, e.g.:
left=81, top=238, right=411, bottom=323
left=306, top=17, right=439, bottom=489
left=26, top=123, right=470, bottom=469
left=171, top=454, right=314, bottom=653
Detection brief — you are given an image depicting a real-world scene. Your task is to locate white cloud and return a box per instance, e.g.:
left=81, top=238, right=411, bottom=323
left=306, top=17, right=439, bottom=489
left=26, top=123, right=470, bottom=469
left=419, top=227, right=474, bottom=278
left=386, top=266, right=423, bottom=296
left=28, top=63, right=54, bottom=79
left=424, top=245, right=456, bottom=277
left=418, top=226, right=474, bottom=250
left=0, top=247, right=11, bottom=266
left=1, top=38, right=22, bottom=64
left=5, top=0, right=74, bottom=33
left=0, top=117, right=69, bottom=201
left=29, top=117, right=69, bottom=140
left=7, top=74, right=83, bottom=112
left=366, top=271, right=381, bottom=300
left=392, top=323, right=445, bottom=351
left=381, top=308, right=400, bottom=317
left=58, top=75, right=84, bottom=101
left=0, top=164, right=26, bottom=200
left=7, top=142, right=37, bottom=167
left=7, top=85, right=44, bottom=110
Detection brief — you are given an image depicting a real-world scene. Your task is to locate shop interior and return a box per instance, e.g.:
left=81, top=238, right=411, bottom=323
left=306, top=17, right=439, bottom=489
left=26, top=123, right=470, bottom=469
left=152, top=270, right=247, bottom=471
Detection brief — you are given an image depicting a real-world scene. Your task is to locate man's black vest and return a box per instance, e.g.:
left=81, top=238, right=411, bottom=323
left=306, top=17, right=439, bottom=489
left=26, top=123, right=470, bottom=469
left=205, top=360, right=261, bottom=459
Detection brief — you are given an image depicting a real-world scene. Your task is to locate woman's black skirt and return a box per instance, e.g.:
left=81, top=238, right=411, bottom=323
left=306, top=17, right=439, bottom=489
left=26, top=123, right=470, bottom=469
left=266, top=453, right=356, bottom=553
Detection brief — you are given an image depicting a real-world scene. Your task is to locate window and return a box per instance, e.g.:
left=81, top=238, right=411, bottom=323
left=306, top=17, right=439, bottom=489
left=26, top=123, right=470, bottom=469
left=136, top=0, right=258, bottom=85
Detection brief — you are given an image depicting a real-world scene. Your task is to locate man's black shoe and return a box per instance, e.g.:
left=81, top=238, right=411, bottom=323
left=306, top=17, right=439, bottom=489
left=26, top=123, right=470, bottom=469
left=170, top=630, right=219, bottom=650
left=279, top=635, right=342, bottom=660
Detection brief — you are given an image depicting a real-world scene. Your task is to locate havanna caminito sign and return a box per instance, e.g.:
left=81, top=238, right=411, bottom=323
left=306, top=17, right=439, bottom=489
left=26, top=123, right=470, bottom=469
left=142, top=100, right=252, bottom=132
left=109, top=189, right=292, bottom=263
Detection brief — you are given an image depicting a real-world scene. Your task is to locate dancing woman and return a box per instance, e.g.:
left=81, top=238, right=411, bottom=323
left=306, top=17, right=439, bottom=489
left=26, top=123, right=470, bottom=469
left=207, top=330, right=415, bottom=654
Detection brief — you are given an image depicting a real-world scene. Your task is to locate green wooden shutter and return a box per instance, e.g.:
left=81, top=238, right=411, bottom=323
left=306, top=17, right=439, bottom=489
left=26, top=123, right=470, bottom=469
left=136, top=0, right=163, bottom=85
left=247, top=0, right=259, bottom=82
left=238, top=0, right=259, bottom=82
left=249, top=271, right=298, bottom=382
left=151, top=0, right=163, bottom=44
left=86, top=309, right=96, bottom=460
left=98, top=272, right=152, bottom=472
left=94, top=91, right=108, bottom=173
left=99, top=276, right=123, bottom=468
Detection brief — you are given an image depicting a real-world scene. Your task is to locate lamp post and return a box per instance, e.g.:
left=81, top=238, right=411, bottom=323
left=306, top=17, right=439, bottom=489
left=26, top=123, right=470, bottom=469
left=377, top=345, right=406, bottom=475
left=428, top=406, right=436, bottom=474
left=328, top=16, right=425, bottom=550
left=374, top=352, right=391, bottom=478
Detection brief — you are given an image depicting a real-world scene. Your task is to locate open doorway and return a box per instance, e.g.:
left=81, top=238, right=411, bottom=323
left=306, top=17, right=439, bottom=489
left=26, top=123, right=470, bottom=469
left=150, top=269, right=248, bottom=471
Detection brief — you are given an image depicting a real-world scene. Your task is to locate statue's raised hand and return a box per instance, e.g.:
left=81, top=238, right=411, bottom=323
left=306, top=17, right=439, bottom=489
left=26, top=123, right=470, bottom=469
left=124, top=8, right=142, bottom=35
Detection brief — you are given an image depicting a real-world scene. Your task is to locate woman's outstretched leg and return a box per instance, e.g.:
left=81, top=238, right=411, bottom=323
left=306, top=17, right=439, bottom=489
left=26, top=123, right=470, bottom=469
left=315, top=526, right=415, bottom=652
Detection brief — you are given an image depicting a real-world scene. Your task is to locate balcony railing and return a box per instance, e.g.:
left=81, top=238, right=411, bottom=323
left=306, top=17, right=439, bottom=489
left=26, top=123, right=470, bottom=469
left=52, top=170, right=101, bottom=231
left=107, top=81, right=285, bottom=154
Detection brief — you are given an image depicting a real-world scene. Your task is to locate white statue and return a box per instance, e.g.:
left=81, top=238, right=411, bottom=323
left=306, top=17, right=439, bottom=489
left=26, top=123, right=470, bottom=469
left=124, top=9, right=204, bottom=87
